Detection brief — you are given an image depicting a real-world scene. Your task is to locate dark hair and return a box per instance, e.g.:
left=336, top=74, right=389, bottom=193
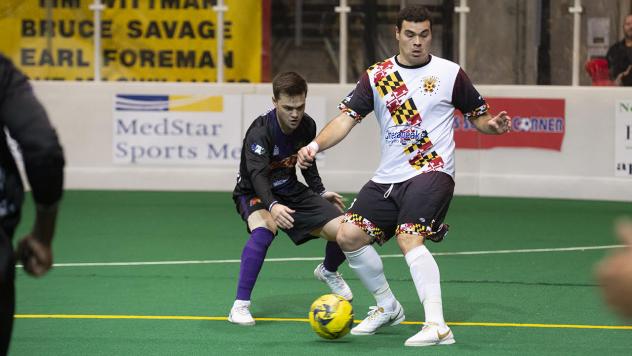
left=396, top=5, right=432, bottom=30
left=272, top=71, right=307, bottom=99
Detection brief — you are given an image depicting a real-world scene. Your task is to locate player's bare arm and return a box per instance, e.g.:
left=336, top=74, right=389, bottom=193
left=297, top=112, right=357, bottom=169
left=470, top=111, right=512, bottom=135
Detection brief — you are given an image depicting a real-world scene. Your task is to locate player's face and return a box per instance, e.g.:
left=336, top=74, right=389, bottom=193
left=396, top=20, right=432, bottom=66
left=273, top=93, right=306, bottom=134
left=624, top=15, right=632, bottom=40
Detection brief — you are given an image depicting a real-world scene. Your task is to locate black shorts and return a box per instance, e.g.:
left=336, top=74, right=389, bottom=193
left=234, top=188, right=341, bottom=245
left=344, top=171, right=454, bottom=245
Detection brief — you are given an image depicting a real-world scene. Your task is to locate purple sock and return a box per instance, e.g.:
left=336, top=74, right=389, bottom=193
left=323, top=241, right=346, bottom=273
left=236, top=227, right=275, bottom=300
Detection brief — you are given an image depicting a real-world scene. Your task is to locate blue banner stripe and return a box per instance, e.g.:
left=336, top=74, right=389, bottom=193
left=116, top=94, right=168, bottom=101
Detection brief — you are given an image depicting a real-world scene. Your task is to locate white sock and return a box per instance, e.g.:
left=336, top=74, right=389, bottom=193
left=344, top=245, right=397, bottom=311
left=405, top=245, right=446, bottom=326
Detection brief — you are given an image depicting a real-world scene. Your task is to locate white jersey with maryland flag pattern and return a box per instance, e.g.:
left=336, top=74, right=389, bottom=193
left=339, top=54, right=488, bottom=184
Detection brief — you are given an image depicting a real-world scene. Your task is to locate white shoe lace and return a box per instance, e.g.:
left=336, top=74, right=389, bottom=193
left=233, top=305, right=251, bottom=316
left=323, top=270, right=345, bottom=289
left=421, top=322, right=441, bottom=330
left=316, top=264, right=352, bottom=300
left=365, top=306, right=386, bottom=321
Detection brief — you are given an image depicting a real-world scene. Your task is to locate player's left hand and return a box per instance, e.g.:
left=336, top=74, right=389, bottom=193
left=488, top=111, right=511, bottom=134
left=322, top=191, right=345, bottom=213
left=17, top=234, right=53, bottom=277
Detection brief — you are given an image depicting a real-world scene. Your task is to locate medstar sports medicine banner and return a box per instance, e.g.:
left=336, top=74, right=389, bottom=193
left=113, top=94, right=242, bottom=165
left=454, top=98, right=566, bottom=151
left=0, top=0, right=266, bottom=82
left=113, top=93, right=328, bottom=165
left=615, top=100, right=632, bottom=177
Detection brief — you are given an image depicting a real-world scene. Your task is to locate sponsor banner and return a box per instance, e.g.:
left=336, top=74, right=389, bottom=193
left=454, top=98, right=565, bottom=150
left=113, top=94, right=242, bottom=165
left=0, top=0, right=263, bottom=82
left=615, top=101, right=632, bottom=177
left=113, top=94, right=327, bottom=166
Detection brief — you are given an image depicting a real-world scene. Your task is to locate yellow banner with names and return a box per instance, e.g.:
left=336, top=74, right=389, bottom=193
left=0, top=0, right=262, bottom=82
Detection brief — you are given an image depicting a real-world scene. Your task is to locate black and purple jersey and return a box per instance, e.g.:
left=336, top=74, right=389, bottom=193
left=233, top=109, right=325, bottom=209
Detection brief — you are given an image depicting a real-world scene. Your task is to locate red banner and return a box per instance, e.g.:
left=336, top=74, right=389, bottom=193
left=454, top=98, right=565, bottom=150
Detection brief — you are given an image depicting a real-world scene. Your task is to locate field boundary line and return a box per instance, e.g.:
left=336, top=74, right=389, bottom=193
left=15, top=314, right=632, bottom=330
left=15, top=244, right=624, bottom=268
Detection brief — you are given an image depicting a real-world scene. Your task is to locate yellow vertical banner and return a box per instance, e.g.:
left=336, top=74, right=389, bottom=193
left=0, top=0, right=262, bottom=82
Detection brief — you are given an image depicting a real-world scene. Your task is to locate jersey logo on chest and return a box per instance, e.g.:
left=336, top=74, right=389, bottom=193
left=269, top=154, right=297, bottom=170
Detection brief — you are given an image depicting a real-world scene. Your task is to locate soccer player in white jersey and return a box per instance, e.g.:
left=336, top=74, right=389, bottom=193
left=297, top=5, right=511, bottom=347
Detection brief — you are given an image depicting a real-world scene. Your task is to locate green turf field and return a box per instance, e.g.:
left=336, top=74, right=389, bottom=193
left=9, top=191, right=632, bottom=355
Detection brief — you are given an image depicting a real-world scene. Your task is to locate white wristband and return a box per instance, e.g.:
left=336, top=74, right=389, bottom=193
left=307, top=141, right=319, bottom=154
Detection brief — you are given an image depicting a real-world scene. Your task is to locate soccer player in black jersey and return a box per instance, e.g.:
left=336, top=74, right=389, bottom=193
left=228, top=72, right=352, bottom=326
left=0, top=54, right=64, bottom=356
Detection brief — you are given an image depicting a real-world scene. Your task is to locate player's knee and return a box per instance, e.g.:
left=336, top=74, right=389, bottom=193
left=318, top=217, right=342, bottom=241
left=249, top=218, right=278, bottom=235
left=336, top=224, right=367, bottom=251
left=396, top=233, right=425, bottom=254
left=247, top=209, right=278, bottom=234
left=260, top=221, right=278, bottom=235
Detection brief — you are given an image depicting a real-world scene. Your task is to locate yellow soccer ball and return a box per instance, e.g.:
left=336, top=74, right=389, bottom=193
left=308, top=294, right=354, bottom=339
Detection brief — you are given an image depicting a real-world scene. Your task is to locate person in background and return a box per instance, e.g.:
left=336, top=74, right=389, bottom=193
left=0, top=54, right=64, bottom=356
left=606, top=14, right=632, bottom=86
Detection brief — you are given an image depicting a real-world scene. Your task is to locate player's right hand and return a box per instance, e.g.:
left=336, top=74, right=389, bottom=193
left=17, top=234, right=53, bottom=277
left=297, top=146, right=316, bottom=169
left=271, top=203, right=296, bottom=229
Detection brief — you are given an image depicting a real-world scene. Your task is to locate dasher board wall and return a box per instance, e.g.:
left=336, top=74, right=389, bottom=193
left=30, top=81, right=632, bottom=202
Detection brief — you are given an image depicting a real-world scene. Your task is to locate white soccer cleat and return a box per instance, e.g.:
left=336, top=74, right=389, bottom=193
left=314, top=263, right=353, bottom=302
left=404, top=322, right=455, bottom=346
left=228, top=300, right=255, bottom=326
left=350, top=301, right=405, bottom=335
